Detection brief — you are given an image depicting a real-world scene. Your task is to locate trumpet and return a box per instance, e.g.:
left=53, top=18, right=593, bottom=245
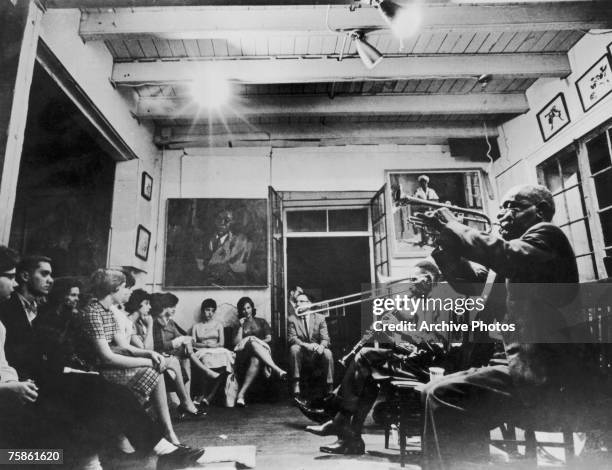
left=397, top=196, right=493, bottom=233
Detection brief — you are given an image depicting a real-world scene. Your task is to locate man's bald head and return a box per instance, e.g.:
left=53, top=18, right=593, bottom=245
left=497, top=184, right=555, bottom=240
left=507, top=185, right=555, bottom=221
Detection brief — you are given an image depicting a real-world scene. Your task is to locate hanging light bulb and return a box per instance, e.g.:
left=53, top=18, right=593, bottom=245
left=376, top=0, right=422, bottom=39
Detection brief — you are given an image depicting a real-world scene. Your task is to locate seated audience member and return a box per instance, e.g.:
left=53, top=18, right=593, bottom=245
left=415, top=184, right=594, bottom=469
left=151, top=293, right=221, bottom=394
left=288, top=292, right=333, bottom=397
left=233, top=296, right=286, bottom=407
left=304, top=261, right=443, bottom=456
left=191, top=298, right=234, bottom=406
left=73, top=269, right=183, bottom=446
left=0, top=255, right=53, bottom=380
left=125, top=289, right=203, bottom=417
left=0, top=248, right=204, bottom=468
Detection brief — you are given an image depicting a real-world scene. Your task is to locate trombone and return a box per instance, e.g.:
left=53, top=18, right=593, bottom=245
left=294, top=274, right=433, bottom=317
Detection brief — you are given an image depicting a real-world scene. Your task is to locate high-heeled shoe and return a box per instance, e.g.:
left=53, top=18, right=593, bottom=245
left=236, top=397, right=246, bottom=407
left=177, top=404, right=206, bottom=419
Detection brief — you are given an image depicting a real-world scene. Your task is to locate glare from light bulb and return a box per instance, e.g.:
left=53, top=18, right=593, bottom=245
left=190, top=72, right=231, bottom=108
left=390, top=4, right=422, bottom=39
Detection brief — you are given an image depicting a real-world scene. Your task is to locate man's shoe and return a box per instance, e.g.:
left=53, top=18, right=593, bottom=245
left=319, top=437, right=365, bottom=455
left=157, top=446, right=205, bottom=470
left=294, top=397, right=332, bottom=424
left=305, top=420, right=339, bottom=437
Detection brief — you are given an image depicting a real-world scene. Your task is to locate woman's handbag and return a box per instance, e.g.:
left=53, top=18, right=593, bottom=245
left=224, top=373, right=239, bottom=407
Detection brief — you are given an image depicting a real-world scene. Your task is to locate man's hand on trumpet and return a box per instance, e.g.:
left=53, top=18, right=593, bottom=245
left=413, top=207, right=459, bottom=231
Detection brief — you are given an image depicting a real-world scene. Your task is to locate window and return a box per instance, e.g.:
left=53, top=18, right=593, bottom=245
left=585, top=127, right=612, bottom=275
left=286, top=208, right=369, bottom=234
left=537, top=148, right=598, bottom=281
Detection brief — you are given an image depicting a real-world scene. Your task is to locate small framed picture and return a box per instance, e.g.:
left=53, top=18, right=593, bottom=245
left=536, top=93, right=570, bottom=142
left=575, top=53, right=612, bottom=112
left=141, top=171, right=153, bottom=201
left=135, top=225, right=151, bottom=261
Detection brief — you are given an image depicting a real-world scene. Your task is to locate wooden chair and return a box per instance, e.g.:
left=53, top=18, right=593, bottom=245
left=383, top=379, right=424, bottom=467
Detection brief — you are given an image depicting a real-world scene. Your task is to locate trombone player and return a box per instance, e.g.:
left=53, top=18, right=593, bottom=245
left=303, top=260, right=443, bottom=455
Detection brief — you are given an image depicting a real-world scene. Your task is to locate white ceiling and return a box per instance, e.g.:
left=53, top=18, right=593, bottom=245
left=46, top=0, right=612, bottom=147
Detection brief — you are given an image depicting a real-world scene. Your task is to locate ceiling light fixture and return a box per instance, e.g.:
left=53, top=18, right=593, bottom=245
left=190, top=70, right=231, bottom=108
left=375, top=0, right=422, bottom=39
left=351, top=31, right=384, bottom=69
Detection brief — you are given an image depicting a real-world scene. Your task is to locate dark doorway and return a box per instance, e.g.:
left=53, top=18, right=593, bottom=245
left=286, top=237, right=371, bottom=366
left=9, top=63, right=115, bottom=277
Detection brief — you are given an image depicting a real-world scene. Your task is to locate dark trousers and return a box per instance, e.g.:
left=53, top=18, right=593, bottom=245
left=421, top=365, right=521, bottom=470
left=38, top=373, right=164, bottom=455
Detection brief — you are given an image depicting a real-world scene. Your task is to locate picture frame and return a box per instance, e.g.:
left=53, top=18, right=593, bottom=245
left=575, top=53, right=612, bottom=112
left=163, top=198, right=268, bottom=288
left=135, top=225, right=151, bottom=261
left=387, top=170, right=486, bottom=258
left=141, top=171, right=153, bottom=201
left=536, top=93, right=571, bottom=142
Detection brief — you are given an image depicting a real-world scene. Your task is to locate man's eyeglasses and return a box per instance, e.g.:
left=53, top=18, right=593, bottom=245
left=499, top=201, right=533, bottom=213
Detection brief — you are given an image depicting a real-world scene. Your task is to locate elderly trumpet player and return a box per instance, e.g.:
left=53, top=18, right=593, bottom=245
left=288, top=292, right=334, bottom=397
left=415, top=184, right=593, bottom=470
left=303, top=260, right=444, bottom=455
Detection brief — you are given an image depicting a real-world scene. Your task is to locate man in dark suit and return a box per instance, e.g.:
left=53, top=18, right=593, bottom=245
left=288, top=292, right=333, bottom=396
left=0, top=255, right=53, bottom=380
left=416, top=184, right=586, bottom=469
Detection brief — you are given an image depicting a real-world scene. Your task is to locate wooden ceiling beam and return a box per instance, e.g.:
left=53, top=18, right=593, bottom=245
left=137, top=93, right=528, bottom=119
left=155, top=121, right=500, bottom=147
left=79, top=2, right=612, bottom=41
left=113, top=54, right=570, bottom=85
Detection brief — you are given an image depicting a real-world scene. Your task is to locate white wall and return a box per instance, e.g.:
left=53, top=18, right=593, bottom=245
left=153, top=145, right=492, bottom=329
left=494, top=32, right=612, bottom=191
left=493, top=32, right=612, bottom=278
left=40, top=9, right=162, bottom=278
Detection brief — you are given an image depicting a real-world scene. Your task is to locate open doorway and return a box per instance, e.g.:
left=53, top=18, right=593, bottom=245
left=286, top=236, right=371, bottom=364
left=8, top=63, right=115, bottom=277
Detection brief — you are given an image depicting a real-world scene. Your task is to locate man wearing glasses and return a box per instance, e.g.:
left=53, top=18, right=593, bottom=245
left=416, top=184, right=589, bottom=469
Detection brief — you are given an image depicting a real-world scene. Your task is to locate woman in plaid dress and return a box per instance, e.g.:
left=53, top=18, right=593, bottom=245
left=74, top=269, right=182, bottom=445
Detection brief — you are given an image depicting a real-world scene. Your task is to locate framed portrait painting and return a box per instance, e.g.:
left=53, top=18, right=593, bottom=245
left=141, top=171, right=153, bottom=201
left=164, top=198, right=268, bottom=288
left=135, top=225, right=151, bottom=261
left=537, top=93, right=570, bottom=142
left=576, top=53, right=612, bottom=112
left=387, top=170, right=486, bottom=257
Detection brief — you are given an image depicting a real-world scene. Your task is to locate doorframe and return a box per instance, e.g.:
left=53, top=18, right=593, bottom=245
left=282, top=205, right=376, bottom=333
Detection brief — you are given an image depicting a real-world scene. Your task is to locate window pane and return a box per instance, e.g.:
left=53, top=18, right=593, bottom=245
left=576, top=255, right=597, bottom=282
left=600, top=210, right=612, bottom=246
left=567, top=221, right=591, bottom=256
left=552, top=193, right=568, bottom=225
left=537, top=158, right=562, bottom=193
left=594, top=168, right=612, bottom=209
left=564, top=187, right=585, bottom=221
left=286, top=211, right=326, bottom=232
left=328, top=209, right=368, bottom=232
left=560, top=152, right=579, bottom=187
left=586, top=132, right=611, bottom=174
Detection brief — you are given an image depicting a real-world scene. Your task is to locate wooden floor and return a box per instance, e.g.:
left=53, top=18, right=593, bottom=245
left=176, top=401, right=420, bottom=470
